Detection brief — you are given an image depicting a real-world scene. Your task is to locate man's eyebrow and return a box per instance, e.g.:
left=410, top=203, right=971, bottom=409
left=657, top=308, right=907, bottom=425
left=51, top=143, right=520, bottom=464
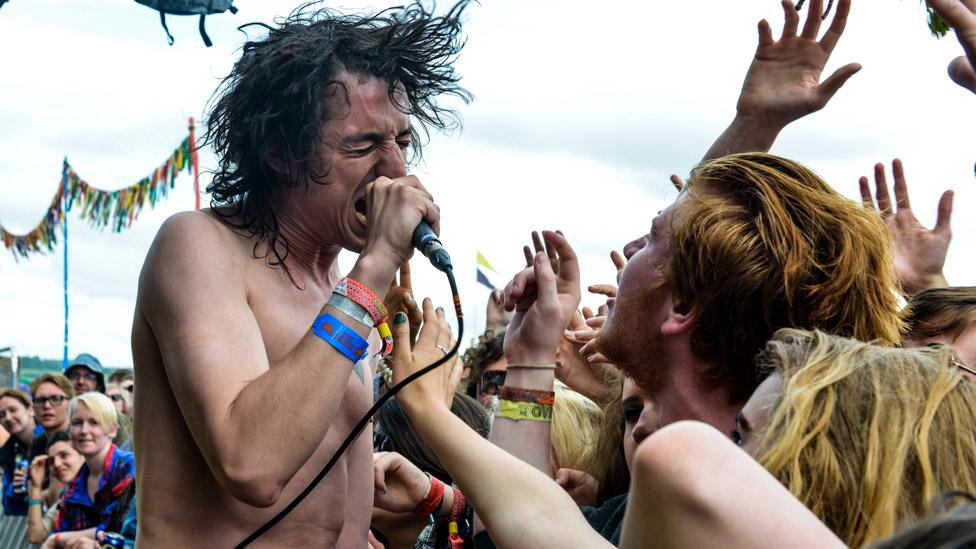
left=340, top=127, right=413, bottom=147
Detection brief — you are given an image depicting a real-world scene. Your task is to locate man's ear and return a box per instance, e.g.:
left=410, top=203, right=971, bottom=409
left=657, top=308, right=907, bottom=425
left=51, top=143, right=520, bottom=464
left=660, top=297, right=695, bottom=337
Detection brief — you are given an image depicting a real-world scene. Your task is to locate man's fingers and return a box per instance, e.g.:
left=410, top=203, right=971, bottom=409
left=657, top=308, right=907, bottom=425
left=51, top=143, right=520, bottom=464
left=817, top=63, right=861, bottom=106
left=532, top=251, right=559, bottom=310
left=891, top=159, right=912, bottom=212
left=757, top=19, right=775, bottom=48
left=586, top=316, right=606, bottom=329
left=581, top=306, right=594, bottom=319
left=801, top=0, right=824, bottom=39
left=874, top=162, right=894, bottom=216
left=669, top=173, right=686, bottom=191
left=531, top=230, right=545, bottom=257
left=597, top=304, right=608, bottom=317
left=858, top=177, right=874, bottom=208
left=523, top=245, right=533, bottom=267
left=542, top=230, right=580, bottom=290
left=781, top=0, right=800, bottom=39
left=818, top=0, right=850, bottom=53
left=588, top=284, right=617, bottom=298
left=610, top=250, right=626, bottom=272
left=935, top=190, right=955, bottom=235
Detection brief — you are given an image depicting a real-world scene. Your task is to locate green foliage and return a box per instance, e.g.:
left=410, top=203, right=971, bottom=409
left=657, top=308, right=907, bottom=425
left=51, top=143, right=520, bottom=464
left=924, top=2, right=951, bottom=37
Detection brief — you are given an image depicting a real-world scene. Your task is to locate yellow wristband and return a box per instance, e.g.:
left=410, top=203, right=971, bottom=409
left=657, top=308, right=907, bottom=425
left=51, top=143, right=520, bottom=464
left=497, top=399, right=552, bottom=421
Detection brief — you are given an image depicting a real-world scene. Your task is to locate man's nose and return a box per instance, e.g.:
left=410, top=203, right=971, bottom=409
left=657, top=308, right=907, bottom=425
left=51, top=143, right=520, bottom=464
left=377, top=144, right=407, bottom=179
left=623, top=235, right=647, bottom=259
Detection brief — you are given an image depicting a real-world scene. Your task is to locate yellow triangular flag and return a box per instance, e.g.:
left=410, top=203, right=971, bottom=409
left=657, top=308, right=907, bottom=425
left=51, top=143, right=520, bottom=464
left=476, top=251, right=499, bottom=273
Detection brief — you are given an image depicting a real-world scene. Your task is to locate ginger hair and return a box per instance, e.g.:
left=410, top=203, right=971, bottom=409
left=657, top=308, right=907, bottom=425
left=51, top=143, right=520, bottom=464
left=669, top=153, right=903, bottom=400
left=755, top=329, right=976, bottom=548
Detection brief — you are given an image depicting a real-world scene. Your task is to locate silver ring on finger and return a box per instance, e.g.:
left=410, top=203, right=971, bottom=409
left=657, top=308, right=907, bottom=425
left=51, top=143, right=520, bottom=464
left=436, top=344, right=449, bottom=356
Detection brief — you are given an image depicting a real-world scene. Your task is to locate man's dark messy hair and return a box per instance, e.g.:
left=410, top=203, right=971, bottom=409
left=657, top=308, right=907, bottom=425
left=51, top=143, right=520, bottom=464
left=204, top=1, right=472, bottom=281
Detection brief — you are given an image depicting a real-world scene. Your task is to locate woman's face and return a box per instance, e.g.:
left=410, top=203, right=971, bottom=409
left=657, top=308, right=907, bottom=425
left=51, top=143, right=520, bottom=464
left=0, top=396, right=34, bottom=437
left=47, top=441, right=84, bottom=484
left=622, top=378, right=659, bottom=472
left=70, top=402, right=116, bottom=457
left=733, top=373, right=783, bottom=455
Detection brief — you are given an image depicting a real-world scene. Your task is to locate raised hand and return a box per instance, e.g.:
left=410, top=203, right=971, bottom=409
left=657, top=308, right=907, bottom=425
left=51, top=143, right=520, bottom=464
left=859, top=159, right=953, bottom=295
left=390, top=298, right=462, bottom=412
left=556, top=310, right=613, bottom=404
left=927, top=0, right=976, bottom=93
left=28, top=455, right=47, bottom=490
left=737, top=0, right=860, bottom=128
left=504, top=231, right=581, bottom=365
left=485, top=288, right=514, bottom=335
left=383, top=261, right=423, bottom=345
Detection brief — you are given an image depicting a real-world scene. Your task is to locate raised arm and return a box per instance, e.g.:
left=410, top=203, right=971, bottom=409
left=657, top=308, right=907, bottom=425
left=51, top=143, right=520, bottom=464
left=928, top=0, right=976, bottom=93
left=703, top=0, right=860, bottom=161
left=858, top=159, right=953, bottom=295
left=135, top=176, right=436, bottom=507
left=390, top=232, right=610, bottom=549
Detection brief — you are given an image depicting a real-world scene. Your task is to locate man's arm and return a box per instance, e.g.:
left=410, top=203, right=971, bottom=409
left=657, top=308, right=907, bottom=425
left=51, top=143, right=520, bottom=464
left=703, top=0, right=860, bottom=161
left=137, top=177, right=436, bottom=507
left=928, top=0, right=976, bottom=93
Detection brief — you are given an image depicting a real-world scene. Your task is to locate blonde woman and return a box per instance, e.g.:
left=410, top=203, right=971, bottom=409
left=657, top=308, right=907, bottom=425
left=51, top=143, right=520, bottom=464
left=42, top=393, right=134, bottom=548
left=736, top=329, right=976, bottom=547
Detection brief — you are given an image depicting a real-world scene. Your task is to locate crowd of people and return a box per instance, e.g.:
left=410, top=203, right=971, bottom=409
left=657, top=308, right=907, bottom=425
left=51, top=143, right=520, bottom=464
left=5, top=0, right=976, bottom=547
left=0, top=355, right=135, bottom=548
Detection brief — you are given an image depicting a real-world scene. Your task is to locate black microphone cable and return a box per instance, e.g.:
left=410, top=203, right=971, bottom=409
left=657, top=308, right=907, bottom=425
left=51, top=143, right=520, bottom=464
left=235, top=267, right=463, bottom=548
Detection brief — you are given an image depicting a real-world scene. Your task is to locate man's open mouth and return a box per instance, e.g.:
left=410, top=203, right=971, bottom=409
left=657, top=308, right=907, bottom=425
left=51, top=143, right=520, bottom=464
left=354, top=198, right=368, bottom=226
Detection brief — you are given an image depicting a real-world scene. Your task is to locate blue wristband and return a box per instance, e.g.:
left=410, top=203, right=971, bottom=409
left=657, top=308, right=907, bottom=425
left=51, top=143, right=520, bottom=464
left=313, top=313, right=368, bottom=364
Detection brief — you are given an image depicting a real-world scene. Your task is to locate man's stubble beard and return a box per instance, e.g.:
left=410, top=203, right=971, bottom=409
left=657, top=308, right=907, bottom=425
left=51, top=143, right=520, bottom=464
left=598, top=281, right=671, bottom=397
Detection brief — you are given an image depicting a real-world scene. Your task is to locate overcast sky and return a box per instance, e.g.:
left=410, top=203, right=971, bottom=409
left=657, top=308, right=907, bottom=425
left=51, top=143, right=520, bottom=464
left=1, top=0, right=974, bottom=368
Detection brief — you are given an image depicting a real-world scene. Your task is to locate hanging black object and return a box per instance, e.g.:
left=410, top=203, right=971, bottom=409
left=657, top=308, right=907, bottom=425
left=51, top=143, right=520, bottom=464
left=135, top=0, right=238, bottom=47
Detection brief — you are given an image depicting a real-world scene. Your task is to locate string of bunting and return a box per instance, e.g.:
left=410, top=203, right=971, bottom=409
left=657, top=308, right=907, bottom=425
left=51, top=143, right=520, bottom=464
left=0, top=120, right=199, bottom=259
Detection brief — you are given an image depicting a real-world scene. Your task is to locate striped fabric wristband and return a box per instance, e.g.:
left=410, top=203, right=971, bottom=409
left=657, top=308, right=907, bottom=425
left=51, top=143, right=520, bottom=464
left=334, top=277, right=388, bottom=325
left=312, top=313, right=368, bottom=364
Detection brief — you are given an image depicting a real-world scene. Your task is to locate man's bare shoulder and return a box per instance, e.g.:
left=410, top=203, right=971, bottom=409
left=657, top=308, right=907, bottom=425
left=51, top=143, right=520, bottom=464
left=138, top=210, right=251, bottom=314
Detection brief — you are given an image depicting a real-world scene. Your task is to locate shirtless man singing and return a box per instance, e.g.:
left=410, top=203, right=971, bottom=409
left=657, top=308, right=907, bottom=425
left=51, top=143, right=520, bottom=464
left=131, top=3, right=470, bottom=546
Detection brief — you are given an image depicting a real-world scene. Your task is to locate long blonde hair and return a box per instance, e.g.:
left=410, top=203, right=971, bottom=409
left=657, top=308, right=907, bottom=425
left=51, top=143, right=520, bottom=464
left=755, top=329, right=976, bottom=548
left=551, top=382, right=603, bottom=474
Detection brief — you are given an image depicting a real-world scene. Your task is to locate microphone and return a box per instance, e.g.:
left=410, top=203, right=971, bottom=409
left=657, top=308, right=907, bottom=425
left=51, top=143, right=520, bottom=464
left=412, top=220, right=452, bottom=273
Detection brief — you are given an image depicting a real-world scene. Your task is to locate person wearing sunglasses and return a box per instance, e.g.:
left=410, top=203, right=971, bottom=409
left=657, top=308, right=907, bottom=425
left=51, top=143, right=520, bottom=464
left=63, top=354, right=106, bottom=396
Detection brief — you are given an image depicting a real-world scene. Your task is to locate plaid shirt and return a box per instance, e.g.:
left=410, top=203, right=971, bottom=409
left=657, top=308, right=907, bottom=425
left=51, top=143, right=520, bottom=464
left=54, top=444, right=134, bottom=533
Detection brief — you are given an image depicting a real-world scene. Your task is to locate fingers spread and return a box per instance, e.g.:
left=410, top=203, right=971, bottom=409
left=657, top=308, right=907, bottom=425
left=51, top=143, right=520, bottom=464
left=800, top=0, right=824, bottom=39
left=858, top=176, right=874, bottom=208
left=819, top=0, right=850, bottom=53
left=874, top=162, right=893, bottom=215
left=935, top=190, right=954, bottom=235
left=891, top=159, right=912, bottom=212
left=781, top=0, right=800, bottom=40
left=757, top=19, right=774, bottom=48
left=817, top=63, right=861, bottom=106
left=610, top=250, right=626, bottom=272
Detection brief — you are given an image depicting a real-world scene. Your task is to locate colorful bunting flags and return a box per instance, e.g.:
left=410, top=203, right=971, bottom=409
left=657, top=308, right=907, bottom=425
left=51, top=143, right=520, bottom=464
left=0, top=122, right=197, bottom=260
